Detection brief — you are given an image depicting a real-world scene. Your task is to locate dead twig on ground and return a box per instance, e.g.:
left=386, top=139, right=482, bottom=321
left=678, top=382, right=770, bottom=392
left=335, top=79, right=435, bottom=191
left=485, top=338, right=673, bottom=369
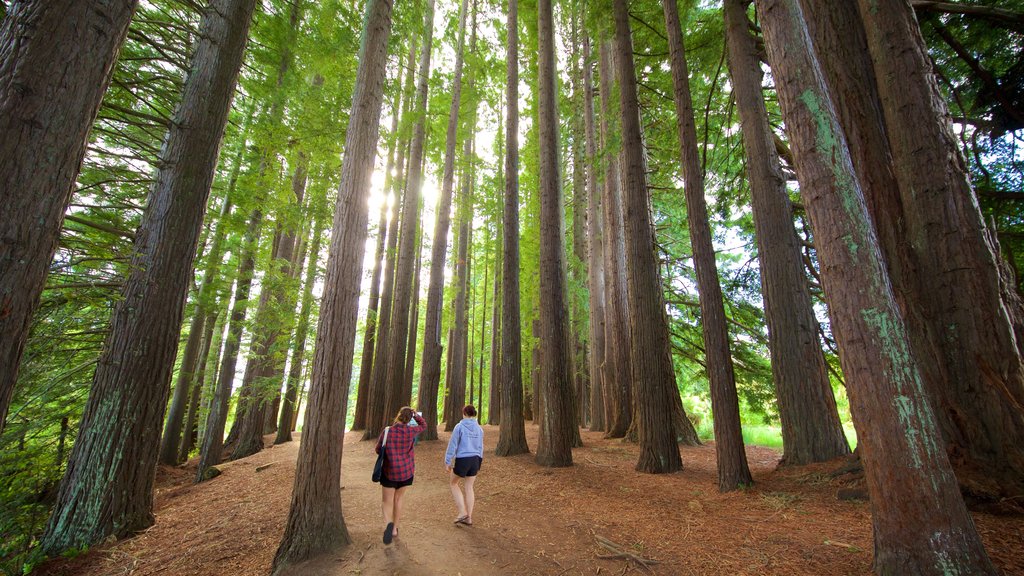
left=594, top=535, right=659, bottom=574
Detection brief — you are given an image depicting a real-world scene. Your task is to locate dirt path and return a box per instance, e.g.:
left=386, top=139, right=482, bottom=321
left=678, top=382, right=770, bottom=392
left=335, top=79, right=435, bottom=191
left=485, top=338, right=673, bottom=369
left=37, top=424, right=1024, bottom=576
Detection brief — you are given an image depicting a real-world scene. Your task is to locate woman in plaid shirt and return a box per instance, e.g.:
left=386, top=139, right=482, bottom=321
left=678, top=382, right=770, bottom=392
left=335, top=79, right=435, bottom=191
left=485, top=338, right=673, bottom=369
left=375, top=406, right=425, bottom=545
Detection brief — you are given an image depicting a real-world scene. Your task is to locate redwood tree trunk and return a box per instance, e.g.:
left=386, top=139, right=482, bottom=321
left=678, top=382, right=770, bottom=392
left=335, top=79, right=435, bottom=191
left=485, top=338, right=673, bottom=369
left=724, top=0, right=849, bottom=466
left=756, top=0, right=997, bottom=573
left=271, top=0, right=394, bottom=569
left=664, top=0, right=751, bottom=488
left=582, top=32, right=607, bottom=434
left=0, top=0, right=137, bottom=433
left=597, top=40, right=633, bottom=439
left=495, top=0, right=529, bottom=457
left=839, top=0, right=1024, bottom=500
left=41, top=0, right=257, bottom=554
left=535, top=0, right=577, bottom=469
left=179, top=308, right=220, bottom=461
left=418, top=0, right=469, bottom=440
left=611, top=0, right=682, bottom=475
left=446, top=167, right=474, bottom=431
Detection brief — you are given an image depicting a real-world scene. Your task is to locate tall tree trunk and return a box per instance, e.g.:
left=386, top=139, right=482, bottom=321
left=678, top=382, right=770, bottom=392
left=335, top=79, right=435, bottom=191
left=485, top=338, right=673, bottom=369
left=582, top=32, right=607, bottom=434
left=496, top=0, right=529, bottom=457
left=569, top=12, right=590, bottom=430
left=403, top=228, right=423, bottom=406
left=488, top=227, right=503, bottom=426
left=476, top=230, right=490, bottom=417
left=0, top=0, right=137, bottom=433
left=197, top=207, right=262, bottom=480
left=41, top=0, right=257, bottom=554
left=723, top=0, right=850, bottom=466
left=819, top=0, right=1024, bottom=499
left=597, top=40, right=633, bottom=439
left=445, top=140, right=477, bottom=431
left=662, top=0, right=750, bottom=488
left=271, top=0, right=394, bottom=568
left=160, top=192, right=235, bottom=465
left=756, top=1, right=998, bottom=573
left=276, top=209, right=324, bottom=444
left=418, top=0, right=470, bottom=440
left=378, top=0, right=435, bottom=440
left=611, top=0, right=682, bottom=474
left=197, top=303, right=228, bottom=450
left=179, top=308, right=220, bottom=462
left=535, top=0, right=577, bottom=469
left=353, top=42, right=413, bottom=431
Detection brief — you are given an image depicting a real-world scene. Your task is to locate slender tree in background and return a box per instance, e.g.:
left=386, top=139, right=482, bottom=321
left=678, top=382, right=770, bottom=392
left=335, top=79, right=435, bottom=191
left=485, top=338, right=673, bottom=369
left=828, top=0, right=1024, bottom=498
left=353, top=47, right=410, bottom=431
left=582, top=32, right=607, bottom=433
left=446, top=155, right=475, bottom=430
left=0, top=0, right=138, bottom=433
left=378, top=0, right=435, bottom=439
left=661, top=0, right=750, bottom=488
left=403, top=226, right=424, bottom=405
left=568, top=12, right=590, bottom=429
left=41, top=0, right=258, bottom=554
left=179, top=307, right=221, bottom=461
left=723, top=0, right=849, bottom=466
left=535, top=0, right=577, bottom=468
left=271, top=0, right=395, bottom=568
left=159, top=190, right=235, bottom=465
left=420, top=0, right=470, bottom=439
left=276, top=208, right=325, bottom=444
left=197, top=207, right=262, bottom=480
left=756, top=0, right=997, bottom=573
left=597, top=40, right=633, bottom=439
left=496, top=0, right=529, bottom=458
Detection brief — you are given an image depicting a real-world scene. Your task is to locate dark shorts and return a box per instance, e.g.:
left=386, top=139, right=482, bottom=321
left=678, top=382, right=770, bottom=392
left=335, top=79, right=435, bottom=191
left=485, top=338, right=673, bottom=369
left=453, top=456, right=482, bottom=478
left=381, top=474, right=414, bottom=489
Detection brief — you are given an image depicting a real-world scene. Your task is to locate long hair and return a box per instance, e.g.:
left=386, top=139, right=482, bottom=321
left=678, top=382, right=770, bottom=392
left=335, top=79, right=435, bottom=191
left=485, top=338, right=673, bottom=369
left=393, top=406, right=415, bottom=425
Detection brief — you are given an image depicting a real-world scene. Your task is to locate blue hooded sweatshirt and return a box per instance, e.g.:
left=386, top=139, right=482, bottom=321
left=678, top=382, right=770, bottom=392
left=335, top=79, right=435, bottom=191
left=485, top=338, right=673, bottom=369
left=444, top=417, right=484, bottom=467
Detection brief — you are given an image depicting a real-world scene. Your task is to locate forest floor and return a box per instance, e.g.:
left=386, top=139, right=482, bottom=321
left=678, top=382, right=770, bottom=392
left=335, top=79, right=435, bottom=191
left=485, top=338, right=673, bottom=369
left=36, top=424, right=1024, bottom=576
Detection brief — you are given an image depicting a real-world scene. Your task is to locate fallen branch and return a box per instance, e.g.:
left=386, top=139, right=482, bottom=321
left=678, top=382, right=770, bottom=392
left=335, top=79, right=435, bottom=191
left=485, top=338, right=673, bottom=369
left=594, top=535, right=659, bottom=573
left=255, top=462, right=278, bottom=472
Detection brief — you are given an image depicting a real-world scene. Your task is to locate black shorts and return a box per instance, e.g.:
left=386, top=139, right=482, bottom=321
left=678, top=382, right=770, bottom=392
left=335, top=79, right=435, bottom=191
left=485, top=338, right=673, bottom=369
left=453, top=456, right=482, bottom=478
left=381, top=474, right=414, bottom=489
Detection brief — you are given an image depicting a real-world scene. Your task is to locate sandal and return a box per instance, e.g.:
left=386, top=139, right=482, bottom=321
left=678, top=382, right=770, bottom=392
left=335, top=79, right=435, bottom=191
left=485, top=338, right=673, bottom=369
left=383, top=522, right=394, bottom=544
left=454, top=515, right=468, bottom=525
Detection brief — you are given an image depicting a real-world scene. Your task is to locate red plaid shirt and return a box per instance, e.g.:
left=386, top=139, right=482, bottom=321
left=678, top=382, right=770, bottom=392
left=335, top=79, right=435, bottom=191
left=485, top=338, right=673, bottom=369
left=375, top=413, right=425, bottom=482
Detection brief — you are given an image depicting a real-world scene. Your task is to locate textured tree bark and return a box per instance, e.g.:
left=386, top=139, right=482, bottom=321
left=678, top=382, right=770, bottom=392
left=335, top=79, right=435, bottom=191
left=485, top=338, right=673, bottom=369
left=597, top=40, right=634, bottom=439
left=0, top=0, right=137, bottom=433
left=496, top=0, right=529, bottom=458
left=271, top=0, right=394, bottom=569
left=663, top=0, right=750, bottom=488
left=723, top=0, right=849, bottom=466
left=377, top=0, right=433, bottom=439
left=535, top=0, right=577, bottom=469
left=834, top=0, right=1024, bottom=500
left=197, top=208, right=262, bottom=481
left=418, top=0, right=470, bottom=440
left=756, top=0, right=998, bottom=573
left=569, top=12, right=590, bottom=430
left=41, top=0, right=257, bottom=554
left=276, top=210, right=325, bottom=445
left=582, top=32, right=607, bottom=434
left=611, top=0, right=682, bottom=474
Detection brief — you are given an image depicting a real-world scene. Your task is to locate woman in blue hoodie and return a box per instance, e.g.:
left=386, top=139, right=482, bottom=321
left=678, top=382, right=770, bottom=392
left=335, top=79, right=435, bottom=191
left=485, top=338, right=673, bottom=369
left=444, top=404, right=484, bottom=525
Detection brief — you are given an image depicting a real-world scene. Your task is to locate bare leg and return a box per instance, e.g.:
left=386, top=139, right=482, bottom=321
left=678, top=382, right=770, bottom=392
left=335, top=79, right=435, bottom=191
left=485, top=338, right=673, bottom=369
left=393, top=486, right=408, bottom=536
left=464, top=475, right=476, bottom=523
left=381, top=487, right=396, bottom=525
left=449, top=470, right=467, bottom=520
